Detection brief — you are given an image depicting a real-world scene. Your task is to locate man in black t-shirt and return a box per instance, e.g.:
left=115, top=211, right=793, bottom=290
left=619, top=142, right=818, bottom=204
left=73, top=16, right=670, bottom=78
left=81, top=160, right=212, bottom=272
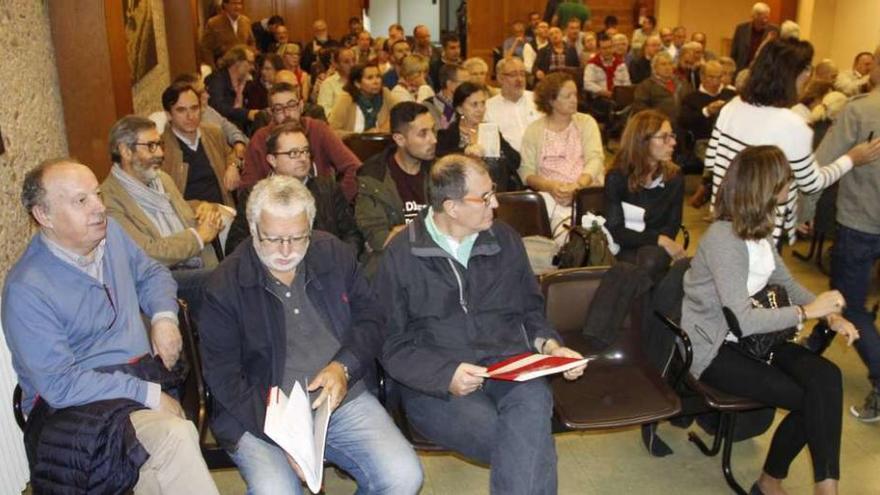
left=355, top=102, right=437, bottom=276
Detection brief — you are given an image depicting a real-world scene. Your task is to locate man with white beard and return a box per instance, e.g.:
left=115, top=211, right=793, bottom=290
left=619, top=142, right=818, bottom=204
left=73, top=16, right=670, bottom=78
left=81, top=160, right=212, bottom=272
left=198, top=175, right=423, bottom=494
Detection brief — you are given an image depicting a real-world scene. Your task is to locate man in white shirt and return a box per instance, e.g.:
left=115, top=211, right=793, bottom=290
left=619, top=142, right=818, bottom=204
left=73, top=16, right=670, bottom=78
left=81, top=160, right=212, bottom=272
left=317, top=47, right=356, bottom=120
left=660, top=27, right=677, bottom=60
left=836, top=52, right=875, bottom=96
left=485, top=57, right=541, bottom=153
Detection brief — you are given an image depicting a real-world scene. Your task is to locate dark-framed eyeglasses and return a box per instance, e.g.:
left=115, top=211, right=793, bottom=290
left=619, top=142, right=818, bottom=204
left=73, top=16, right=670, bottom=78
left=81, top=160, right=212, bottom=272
left=133, top=141, right=164, bottom=153
left=255, top=224, right=312, bottom=248
left=271, top=146, right=311, bottom=160
left=458, top=183, right=497, bottom=207
left=271, top=100, right=301, bottom=115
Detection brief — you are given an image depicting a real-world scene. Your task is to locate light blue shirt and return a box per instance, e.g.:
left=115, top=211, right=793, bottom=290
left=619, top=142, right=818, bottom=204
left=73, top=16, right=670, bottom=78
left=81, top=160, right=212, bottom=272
left=424, top=208, right=478, bottom=267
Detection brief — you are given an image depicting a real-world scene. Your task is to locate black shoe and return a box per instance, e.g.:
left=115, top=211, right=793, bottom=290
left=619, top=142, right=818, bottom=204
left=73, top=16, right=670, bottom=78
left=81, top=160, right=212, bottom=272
left=641, top=423, right=673, bottom=457
left=749, top=482, right=764, bottom=495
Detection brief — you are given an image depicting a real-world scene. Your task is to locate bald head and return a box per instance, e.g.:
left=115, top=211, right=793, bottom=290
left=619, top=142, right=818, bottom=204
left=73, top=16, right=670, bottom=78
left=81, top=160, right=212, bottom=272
left=751, top=2, right=770, bottom=30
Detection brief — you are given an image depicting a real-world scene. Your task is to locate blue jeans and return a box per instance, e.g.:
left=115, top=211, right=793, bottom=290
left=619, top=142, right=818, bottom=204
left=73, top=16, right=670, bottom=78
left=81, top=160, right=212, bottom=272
left=401, top=378, right=557, bottom=495
left=229, top=392, right=423, bottom=495
left=808, top=224, right=880, bottom=388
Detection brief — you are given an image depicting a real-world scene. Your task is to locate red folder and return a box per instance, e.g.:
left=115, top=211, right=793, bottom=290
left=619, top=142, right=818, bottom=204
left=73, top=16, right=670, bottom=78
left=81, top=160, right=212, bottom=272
left=484, top=352, right=590, bottom=382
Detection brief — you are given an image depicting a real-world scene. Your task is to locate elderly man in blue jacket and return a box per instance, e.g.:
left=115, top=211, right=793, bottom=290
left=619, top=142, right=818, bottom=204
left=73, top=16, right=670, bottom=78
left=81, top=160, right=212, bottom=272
left=376, top=154, right=587, bottom=495
left=198, top=174, right=422, bottom=495
left=1, top=159, right=218, bottom=493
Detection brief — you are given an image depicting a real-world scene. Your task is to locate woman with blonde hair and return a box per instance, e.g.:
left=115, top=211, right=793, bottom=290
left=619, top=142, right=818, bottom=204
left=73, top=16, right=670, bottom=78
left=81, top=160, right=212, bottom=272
left=277, top=42, right=312, bottom=101
left=605, top=109, right=684, bottom=282
left=683, top=145, right=858, bottom=495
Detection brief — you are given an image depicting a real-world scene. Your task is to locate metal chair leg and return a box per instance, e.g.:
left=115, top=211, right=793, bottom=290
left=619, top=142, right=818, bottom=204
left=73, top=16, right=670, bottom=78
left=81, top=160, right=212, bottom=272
left=688, top=413, right=726, bottom=456
left=793, top=235, right=818, bottom=262
left=721, top=413, right=748, bottom=495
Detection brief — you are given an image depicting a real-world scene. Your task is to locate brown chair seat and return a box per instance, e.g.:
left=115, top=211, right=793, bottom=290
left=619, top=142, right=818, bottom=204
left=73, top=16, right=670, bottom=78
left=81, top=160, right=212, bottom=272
left=342, top=133, right=393, bottom=162
left=686, top=376, right=764, bottom=412
left=542, top=268, right=681, bottom=431
left=495, top=191, right=553, bottom=238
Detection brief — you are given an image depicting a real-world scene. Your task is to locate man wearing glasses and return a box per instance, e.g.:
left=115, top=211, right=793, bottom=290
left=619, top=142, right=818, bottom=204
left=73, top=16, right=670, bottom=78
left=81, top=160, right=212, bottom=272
left=198, top=175, right=423, bottom=494
left=239, top=82, right=361, bottom=201
left=101, top=115, right=229, bottom=318
left=485, top=57, right=541, bottom=152
left=2, top=159, right=219, bottom=493
left=225, top=121, right=362, bottom=256
left=376, top=154, right=586, bottom=495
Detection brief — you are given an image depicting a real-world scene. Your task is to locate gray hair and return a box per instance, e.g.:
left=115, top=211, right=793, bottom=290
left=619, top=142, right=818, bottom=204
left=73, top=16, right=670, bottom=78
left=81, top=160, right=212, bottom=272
left=496, top=56, right=524, bottom=76
left=427, top=154, right=488, bottom=211
left=21, top=157, right=76, bottom=215
left=108, top=115, right=156, bottom=163
left=780, top=20, right=800, bottom=39
left=246, top=175, right=316, bottom=231
left=651, top=50, right=673, bottom=71
left=752, top=2, right=770, bottom=14
left=462, top=57, right=488, bottom=73
left=700, top=60, right=723, bottom=76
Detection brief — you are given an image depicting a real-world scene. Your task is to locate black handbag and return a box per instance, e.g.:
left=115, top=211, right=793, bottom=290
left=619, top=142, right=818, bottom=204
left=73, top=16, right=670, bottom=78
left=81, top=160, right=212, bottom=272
left=724, top=284, right=800, bottom=363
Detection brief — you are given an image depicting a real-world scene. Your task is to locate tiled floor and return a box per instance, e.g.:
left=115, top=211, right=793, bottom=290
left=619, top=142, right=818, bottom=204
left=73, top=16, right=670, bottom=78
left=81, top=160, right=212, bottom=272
left=211, top=176, right=880, bottom=494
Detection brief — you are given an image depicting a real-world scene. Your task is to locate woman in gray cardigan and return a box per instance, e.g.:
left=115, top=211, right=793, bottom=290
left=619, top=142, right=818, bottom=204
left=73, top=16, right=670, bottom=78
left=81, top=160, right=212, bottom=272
left=682, top=146, right=858, bottom=495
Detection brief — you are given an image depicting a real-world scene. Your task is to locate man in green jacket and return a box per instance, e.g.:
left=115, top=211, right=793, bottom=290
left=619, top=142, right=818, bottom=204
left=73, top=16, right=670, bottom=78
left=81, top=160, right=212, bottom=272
left=355, top=102, right=437, bottom=277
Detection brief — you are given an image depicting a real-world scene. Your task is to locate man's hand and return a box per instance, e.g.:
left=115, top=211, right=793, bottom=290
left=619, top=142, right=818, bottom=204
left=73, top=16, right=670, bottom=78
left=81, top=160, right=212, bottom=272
left=233, top=142, right=246, bottom=161
left=543, top=340, right=587, bottom=380
left=195, top=210, right=223, bottom=244
left=308, top=362, right=348, bottom=411
left=448, top=363, right=488, bottom=397
left=158, top=392, right=185, bottom=418
left=151, top=318, right=182, bottom=370
left=383, top=224, right=408, bottom=248
left=224, top=158, right=242, bottom=191
left=194, top=201, right=220, bottom=222
left=705, top=100, right=725, bottom=116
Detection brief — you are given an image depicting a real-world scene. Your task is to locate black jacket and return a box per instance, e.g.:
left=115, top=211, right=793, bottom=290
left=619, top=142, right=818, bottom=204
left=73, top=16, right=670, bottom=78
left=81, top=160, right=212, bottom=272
left=205, top=69, right=251, bottom=131
left=533, top=44, right=580, bottom=76
left=226, top=175, right=363, bottom=257
left=678, top=88, right=737, bottom=141
left=604, top=169, right=684, bottom=249
left=199, top=231, right=383, bottom=448
left=376, top=215, right=561, bottom=397
left=436, top=119, right=524, bottom=192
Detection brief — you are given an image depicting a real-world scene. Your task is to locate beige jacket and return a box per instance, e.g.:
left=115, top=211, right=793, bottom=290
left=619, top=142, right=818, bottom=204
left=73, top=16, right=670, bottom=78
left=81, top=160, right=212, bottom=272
left=328, top=88, right=394, bottom=136
left=101, top=170, right=218, bottom=268
left=519, top=112, right=605, bottom=185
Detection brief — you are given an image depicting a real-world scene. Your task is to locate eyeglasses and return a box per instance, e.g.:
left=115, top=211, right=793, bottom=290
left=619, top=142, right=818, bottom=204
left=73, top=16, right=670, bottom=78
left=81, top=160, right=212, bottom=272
left=271, top=146, right=310, bottom=159
left=133, top=141, right=164, bottom=153
left=271, top=101, right=301, bottom=114
left=458, top=183, right=497, bottom=207
left=256, top=224, right=311, bottom=248
left=647, top=132, right=677, bottom=143
left=103, top=284, right=118, bottom=331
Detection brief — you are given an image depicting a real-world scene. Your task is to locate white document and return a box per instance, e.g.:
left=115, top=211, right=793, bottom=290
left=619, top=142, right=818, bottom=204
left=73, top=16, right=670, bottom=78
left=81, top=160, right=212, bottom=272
left=478, top=122, right=501, bottom=158
left=264, top=382, right=332, bottom=494
left=621, top=202, right=646, bottom=232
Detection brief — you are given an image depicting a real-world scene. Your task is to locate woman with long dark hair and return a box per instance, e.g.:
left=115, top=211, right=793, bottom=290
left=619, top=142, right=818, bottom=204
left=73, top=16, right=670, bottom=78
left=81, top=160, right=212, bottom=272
left=605, top=109, right=684, bottom=282
left=683, top=146, right=859, bottom=495
left=328, top=62, right=393, bottom=135
left=705, top=38, right=880, bottom=246
left=436, top=82, right=522, bottom=191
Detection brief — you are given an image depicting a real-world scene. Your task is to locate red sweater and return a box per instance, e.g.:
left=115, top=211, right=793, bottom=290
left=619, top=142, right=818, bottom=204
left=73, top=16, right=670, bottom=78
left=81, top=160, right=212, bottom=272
left=240, top=117, right=361, bottom=201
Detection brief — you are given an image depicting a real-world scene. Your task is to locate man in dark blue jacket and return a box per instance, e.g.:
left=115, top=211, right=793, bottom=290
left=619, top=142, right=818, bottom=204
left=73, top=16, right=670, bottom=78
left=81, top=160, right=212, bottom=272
left=376, top=154, right=586, bottom=495
left=199, top=174, right=422, bottom=494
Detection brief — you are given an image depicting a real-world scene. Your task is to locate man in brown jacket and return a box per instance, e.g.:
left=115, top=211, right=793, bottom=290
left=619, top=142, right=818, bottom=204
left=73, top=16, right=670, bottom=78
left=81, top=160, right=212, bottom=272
left=199, top=0, right=256, bottom=67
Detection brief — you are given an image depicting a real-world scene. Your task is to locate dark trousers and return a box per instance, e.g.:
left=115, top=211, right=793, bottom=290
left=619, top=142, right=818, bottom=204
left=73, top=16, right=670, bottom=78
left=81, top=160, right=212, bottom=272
left=701, top=343, right=842, bottom=482
left=171, top=268, right=212, bottom=322
left=617, top=245, right=671, bottom=285
left=401, top=378, right=557, bottom=495
left=807, top=224, right=880, bottom=388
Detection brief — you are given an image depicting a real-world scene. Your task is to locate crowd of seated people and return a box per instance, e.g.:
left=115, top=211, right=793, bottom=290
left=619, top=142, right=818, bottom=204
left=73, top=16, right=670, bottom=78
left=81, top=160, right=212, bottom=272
left=5, top=1, right=880, bottom=494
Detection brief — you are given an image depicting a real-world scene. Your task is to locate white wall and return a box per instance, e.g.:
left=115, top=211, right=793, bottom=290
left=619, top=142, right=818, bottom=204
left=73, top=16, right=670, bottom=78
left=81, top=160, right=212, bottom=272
left=367, top=0, right=440, bottom=43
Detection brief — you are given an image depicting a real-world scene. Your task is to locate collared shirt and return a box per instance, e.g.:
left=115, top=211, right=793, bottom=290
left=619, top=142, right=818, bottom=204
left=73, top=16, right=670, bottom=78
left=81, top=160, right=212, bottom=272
left=424, top=208, right=478, bottom=267
left=485, top=90, right=540, bottom=152
left=172, top=127, right=202, bottom=152
left=227, top=14, right=239, bottom=35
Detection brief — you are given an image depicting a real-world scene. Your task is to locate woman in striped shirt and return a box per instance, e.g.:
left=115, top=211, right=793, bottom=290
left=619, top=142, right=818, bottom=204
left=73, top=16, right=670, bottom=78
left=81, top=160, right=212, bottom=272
left=705, top=38, right=880, bottom=245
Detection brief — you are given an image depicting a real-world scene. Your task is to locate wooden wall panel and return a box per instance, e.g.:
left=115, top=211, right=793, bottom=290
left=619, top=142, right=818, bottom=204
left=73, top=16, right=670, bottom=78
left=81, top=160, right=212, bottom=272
left=467, top=0, right=656, bottom=78
left=49, top=0, right=132, bottom=180
left=164, top=0, right=201, bottom=77
left=241, top=0, right=364, bottom=44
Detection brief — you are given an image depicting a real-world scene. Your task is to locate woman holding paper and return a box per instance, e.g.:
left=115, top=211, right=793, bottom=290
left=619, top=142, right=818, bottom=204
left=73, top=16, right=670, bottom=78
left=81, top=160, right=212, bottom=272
left=520, top=71, right=605, bottom=243
left=605, top=109, right=684, bottom=283
left=682, top=146, right=858, bottom=495
left=436, top=82, right=522, bottom=191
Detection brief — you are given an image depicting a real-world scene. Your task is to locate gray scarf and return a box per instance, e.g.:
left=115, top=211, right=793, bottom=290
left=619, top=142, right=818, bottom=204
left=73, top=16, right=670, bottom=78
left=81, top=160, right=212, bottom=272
left=111, top=165, right=202, bottom=269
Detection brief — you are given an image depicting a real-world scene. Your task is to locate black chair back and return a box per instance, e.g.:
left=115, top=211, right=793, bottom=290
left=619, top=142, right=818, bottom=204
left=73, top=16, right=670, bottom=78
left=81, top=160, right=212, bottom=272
left=495, top=191, right=552, bottom=238
left=343, top=133, right=393, bottom=162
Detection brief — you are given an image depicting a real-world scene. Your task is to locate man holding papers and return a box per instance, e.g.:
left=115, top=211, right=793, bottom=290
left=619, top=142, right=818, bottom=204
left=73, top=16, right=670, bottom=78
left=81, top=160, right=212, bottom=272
left=377, top=154, right=587, bottom=494
left=199, top=175, right=422, bottom=494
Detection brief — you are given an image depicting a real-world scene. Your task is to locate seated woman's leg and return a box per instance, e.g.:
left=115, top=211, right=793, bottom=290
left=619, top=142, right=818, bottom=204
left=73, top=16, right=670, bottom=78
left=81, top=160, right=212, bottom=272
left=402, top=378, right=557, bottom=495
left=766, top=344, right=842, bottom=483
left=617, top=245, right=671, bottom=284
